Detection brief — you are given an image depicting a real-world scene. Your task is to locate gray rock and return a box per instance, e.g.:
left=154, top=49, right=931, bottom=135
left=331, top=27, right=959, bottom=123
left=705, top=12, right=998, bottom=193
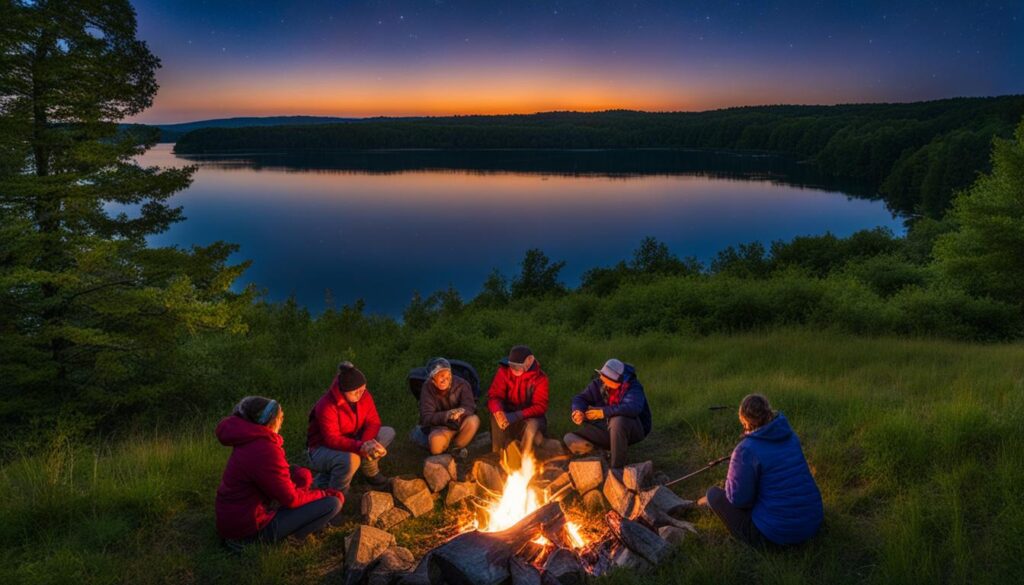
left=541, top=547, right=584, bottom=585
left=509, top=556, right=542, bottom=585
left=538, top=438, right=567, bottom=458
left=542, top=471, right=572, bottom=501
left=344, top=524, right=396, bottom=571
left=423, top=454, right=457, bottom=492
left=470, top=457, right=506, bottom=494
left=367, top=546, right=417, bottom=585
left=361, top=491, right=395, bottom=526
left=392, top=476, right=435, bottom=517
left=623, top=461, right=653, bottom=491
left=568, top=457, right=604, bottom=494
left=610, top=545, right=653, bottom=571
left=445, top=481, right=476, bottom=507
left=375, top=506, right=411, bottom=531
left=658, top=525, right=688, bottom=545
left=602, top=469, right=636, bottom=517
left=637, top=486, right=693, bottom=517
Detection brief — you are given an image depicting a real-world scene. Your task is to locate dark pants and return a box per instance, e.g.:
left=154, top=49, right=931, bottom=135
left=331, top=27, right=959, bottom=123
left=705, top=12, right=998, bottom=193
left=491, top=414, right=546, bottom=453
left=565, top=416, right=646, bottom=469
left=706, top=486, right=765, bottom=546
left=257, top=496, right=342, bottom=543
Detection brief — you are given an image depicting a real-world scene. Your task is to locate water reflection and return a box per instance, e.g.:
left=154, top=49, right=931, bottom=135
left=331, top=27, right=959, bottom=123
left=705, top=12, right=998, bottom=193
left=139, top=145, right=902, bottom=315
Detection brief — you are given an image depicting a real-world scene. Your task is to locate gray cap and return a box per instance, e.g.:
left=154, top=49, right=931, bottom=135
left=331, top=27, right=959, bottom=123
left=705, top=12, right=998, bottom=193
left=595, top=358, right=625, bottom=382
left=427, top=357, right=451, bottom=379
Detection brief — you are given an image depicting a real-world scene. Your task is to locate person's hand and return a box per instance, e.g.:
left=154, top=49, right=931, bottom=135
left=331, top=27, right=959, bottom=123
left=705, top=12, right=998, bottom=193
left=585, top=408, right=605, bottom=421
left=324, top=488, right=344, bottom=500
left=494, top=410, right=510, bottom=430
left=360, top=440, right=379, bottom=458
left=448, top=408, right=465, bottom=422
left=571, top=410, right=584, bottom=425
left=372, top=442, right=387, bottom=459
left=696, top=495, right=708, bottom=507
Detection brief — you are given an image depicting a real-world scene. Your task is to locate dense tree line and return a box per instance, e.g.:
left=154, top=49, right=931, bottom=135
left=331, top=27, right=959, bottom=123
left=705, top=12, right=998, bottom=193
left=173, top=97, right=1024, bottom=217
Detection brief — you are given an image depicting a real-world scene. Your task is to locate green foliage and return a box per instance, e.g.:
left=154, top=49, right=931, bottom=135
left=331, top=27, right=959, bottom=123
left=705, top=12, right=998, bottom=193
left=580, top=236, right=702, bottom=295
left=0, top=0, right=250, bottom=438
left=934, top=117, right=1024, bottom=306
left=509, top=248, right=566, bottom=299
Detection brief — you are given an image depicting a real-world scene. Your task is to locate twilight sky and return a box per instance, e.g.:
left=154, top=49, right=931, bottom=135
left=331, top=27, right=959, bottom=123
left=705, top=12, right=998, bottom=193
left=130, top=1, right=1023, bottom=124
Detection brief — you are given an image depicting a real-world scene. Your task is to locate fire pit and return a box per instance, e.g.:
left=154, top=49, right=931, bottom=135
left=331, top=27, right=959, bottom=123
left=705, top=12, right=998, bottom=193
left=349, top=439, right=696, bottom=585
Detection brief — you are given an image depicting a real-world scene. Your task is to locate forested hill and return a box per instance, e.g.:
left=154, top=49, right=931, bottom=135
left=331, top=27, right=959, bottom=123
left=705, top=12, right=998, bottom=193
left=124, top=115, right=364, bottom=142
left=173, top=96, right=1024, bottom=217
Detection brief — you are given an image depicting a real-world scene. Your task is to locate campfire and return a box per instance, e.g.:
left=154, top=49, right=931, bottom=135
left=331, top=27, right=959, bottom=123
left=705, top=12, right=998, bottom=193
left=347, top=437, right=697, bottom=585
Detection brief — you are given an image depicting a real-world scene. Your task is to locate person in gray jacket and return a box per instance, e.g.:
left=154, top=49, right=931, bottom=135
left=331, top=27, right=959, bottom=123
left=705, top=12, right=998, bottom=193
left=411, top=357, right=480, bottom=457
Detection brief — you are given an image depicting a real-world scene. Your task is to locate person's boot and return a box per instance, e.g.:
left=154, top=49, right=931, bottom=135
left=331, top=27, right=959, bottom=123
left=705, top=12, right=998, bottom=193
left=365, top=472, right=390, bottom=490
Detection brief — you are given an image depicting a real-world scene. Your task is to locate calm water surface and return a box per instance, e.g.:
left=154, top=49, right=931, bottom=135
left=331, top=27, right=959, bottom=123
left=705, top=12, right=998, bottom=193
left=136, top=145, right=903, bottom=315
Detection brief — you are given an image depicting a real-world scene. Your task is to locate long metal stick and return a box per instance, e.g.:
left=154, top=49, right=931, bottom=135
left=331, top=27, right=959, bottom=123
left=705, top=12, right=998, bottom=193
left=663, top=455, right=731, bottom=488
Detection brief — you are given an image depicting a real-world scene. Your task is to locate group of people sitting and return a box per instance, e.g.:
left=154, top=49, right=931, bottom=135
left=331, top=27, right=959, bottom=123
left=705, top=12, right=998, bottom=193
left=215, top=344, right=823, bottom=551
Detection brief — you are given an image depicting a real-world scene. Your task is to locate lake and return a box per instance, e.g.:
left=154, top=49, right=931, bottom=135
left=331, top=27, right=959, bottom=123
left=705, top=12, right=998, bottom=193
left=136, top=145, right=904, bottom=315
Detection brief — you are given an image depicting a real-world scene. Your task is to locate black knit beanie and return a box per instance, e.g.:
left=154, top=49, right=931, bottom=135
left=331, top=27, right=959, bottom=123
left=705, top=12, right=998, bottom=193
left=508, top=345, right=533, bottom=364
left=337, top=361, right=367, bottom=392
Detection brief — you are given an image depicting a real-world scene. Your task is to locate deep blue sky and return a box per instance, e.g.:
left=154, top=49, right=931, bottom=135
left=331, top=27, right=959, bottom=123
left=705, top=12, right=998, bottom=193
left=130, top=1, right=1023, bottom=123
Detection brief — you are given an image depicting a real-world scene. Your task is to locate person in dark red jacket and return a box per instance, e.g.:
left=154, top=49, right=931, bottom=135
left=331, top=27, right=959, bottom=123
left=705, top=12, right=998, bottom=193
left=487, top=345, right=549, bottom=453
left=215, top=396, right=342, bottom=551
left=307, top=362, right=395, bottom=493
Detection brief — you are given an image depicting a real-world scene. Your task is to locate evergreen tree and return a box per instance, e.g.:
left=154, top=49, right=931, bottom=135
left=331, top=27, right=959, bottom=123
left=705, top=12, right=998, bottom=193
left=0, top=0, right=249, bottom=433
left=510, top=249, right=566, bottom=299
left=934, top=118, right=1024, bottom=306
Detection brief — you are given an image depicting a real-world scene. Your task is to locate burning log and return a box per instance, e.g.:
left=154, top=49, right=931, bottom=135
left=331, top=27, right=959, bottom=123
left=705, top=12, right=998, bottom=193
left=428, top=502, right=565, bottom=585
left=605, top=510, right=672, bottom=566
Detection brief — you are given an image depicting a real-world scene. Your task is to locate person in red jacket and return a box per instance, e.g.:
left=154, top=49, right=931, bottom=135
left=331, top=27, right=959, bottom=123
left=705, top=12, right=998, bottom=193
left=215, top=396, right=342, bottom=551
left=307, top=362, right=395, bottom=493
left=487, top=345, right=549, bottom=454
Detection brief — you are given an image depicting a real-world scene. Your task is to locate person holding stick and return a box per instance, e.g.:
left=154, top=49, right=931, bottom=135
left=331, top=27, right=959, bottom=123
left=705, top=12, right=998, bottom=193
left=563, top=358, right=652, bottom=470
left=701, top=394, right=823, bottom=546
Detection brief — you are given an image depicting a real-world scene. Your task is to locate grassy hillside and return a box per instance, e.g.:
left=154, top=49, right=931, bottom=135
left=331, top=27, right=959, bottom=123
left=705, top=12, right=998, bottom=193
left=2, top=329, right=1021, bottom=585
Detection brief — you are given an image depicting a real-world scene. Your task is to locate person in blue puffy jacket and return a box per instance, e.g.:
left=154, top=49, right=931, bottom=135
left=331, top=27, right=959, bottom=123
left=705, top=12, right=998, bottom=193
left=702, top=394, right=823, bottom=546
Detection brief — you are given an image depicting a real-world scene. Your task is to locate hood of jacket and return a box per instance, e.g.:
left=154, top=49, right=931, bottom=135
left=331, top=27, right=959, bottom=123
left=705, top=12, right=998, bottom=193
left=216, top=414, right=282, bottom=448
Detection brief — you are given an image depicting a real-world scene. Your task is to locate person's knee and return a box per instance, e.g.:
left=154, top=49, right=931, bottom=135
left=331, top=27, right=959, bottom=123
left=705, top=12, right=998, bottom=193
left=608, top=416, right=627, bottom=433
left=377, top=426, right=396, bottom=446
left=462, top=414, right=480, bottom=432
left=706, top=486, right=726, bottom=507
left=340, top=452, right=361, bottom=471
left=325, top=495, right=343, bottom=516
left=428, top=433, right=449, bottom=455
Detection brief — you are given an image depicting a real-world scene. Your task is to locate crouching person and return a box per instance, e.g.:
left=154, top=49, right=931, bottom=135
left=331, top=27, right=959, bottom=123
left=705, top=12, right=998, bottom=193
left=702, top=394, right=823, bottom=546
left=563, top=358, right=652, bottom=470
left=412, top=357, right=480, bottom=458
left=307, top=362, right=395, bottom=494
left=216, top=396, right=342, bottom=551
left=487, top=345, right=549, bottom=454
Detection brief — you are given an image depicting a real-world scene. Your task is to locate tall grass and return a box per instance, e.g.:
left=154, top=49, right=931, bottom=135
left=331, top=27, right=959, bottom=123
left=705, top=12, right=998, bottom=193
left=2, top=329, right=1022, bottom=584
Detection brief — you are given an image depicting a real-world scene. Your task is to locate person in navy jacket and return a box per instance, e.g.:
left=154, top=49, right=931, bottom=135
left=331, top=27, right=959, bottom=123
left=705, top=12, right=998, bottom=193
left=564, top=358, right=652, bottom=469
left=702, top=394, right=823, bottom=546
